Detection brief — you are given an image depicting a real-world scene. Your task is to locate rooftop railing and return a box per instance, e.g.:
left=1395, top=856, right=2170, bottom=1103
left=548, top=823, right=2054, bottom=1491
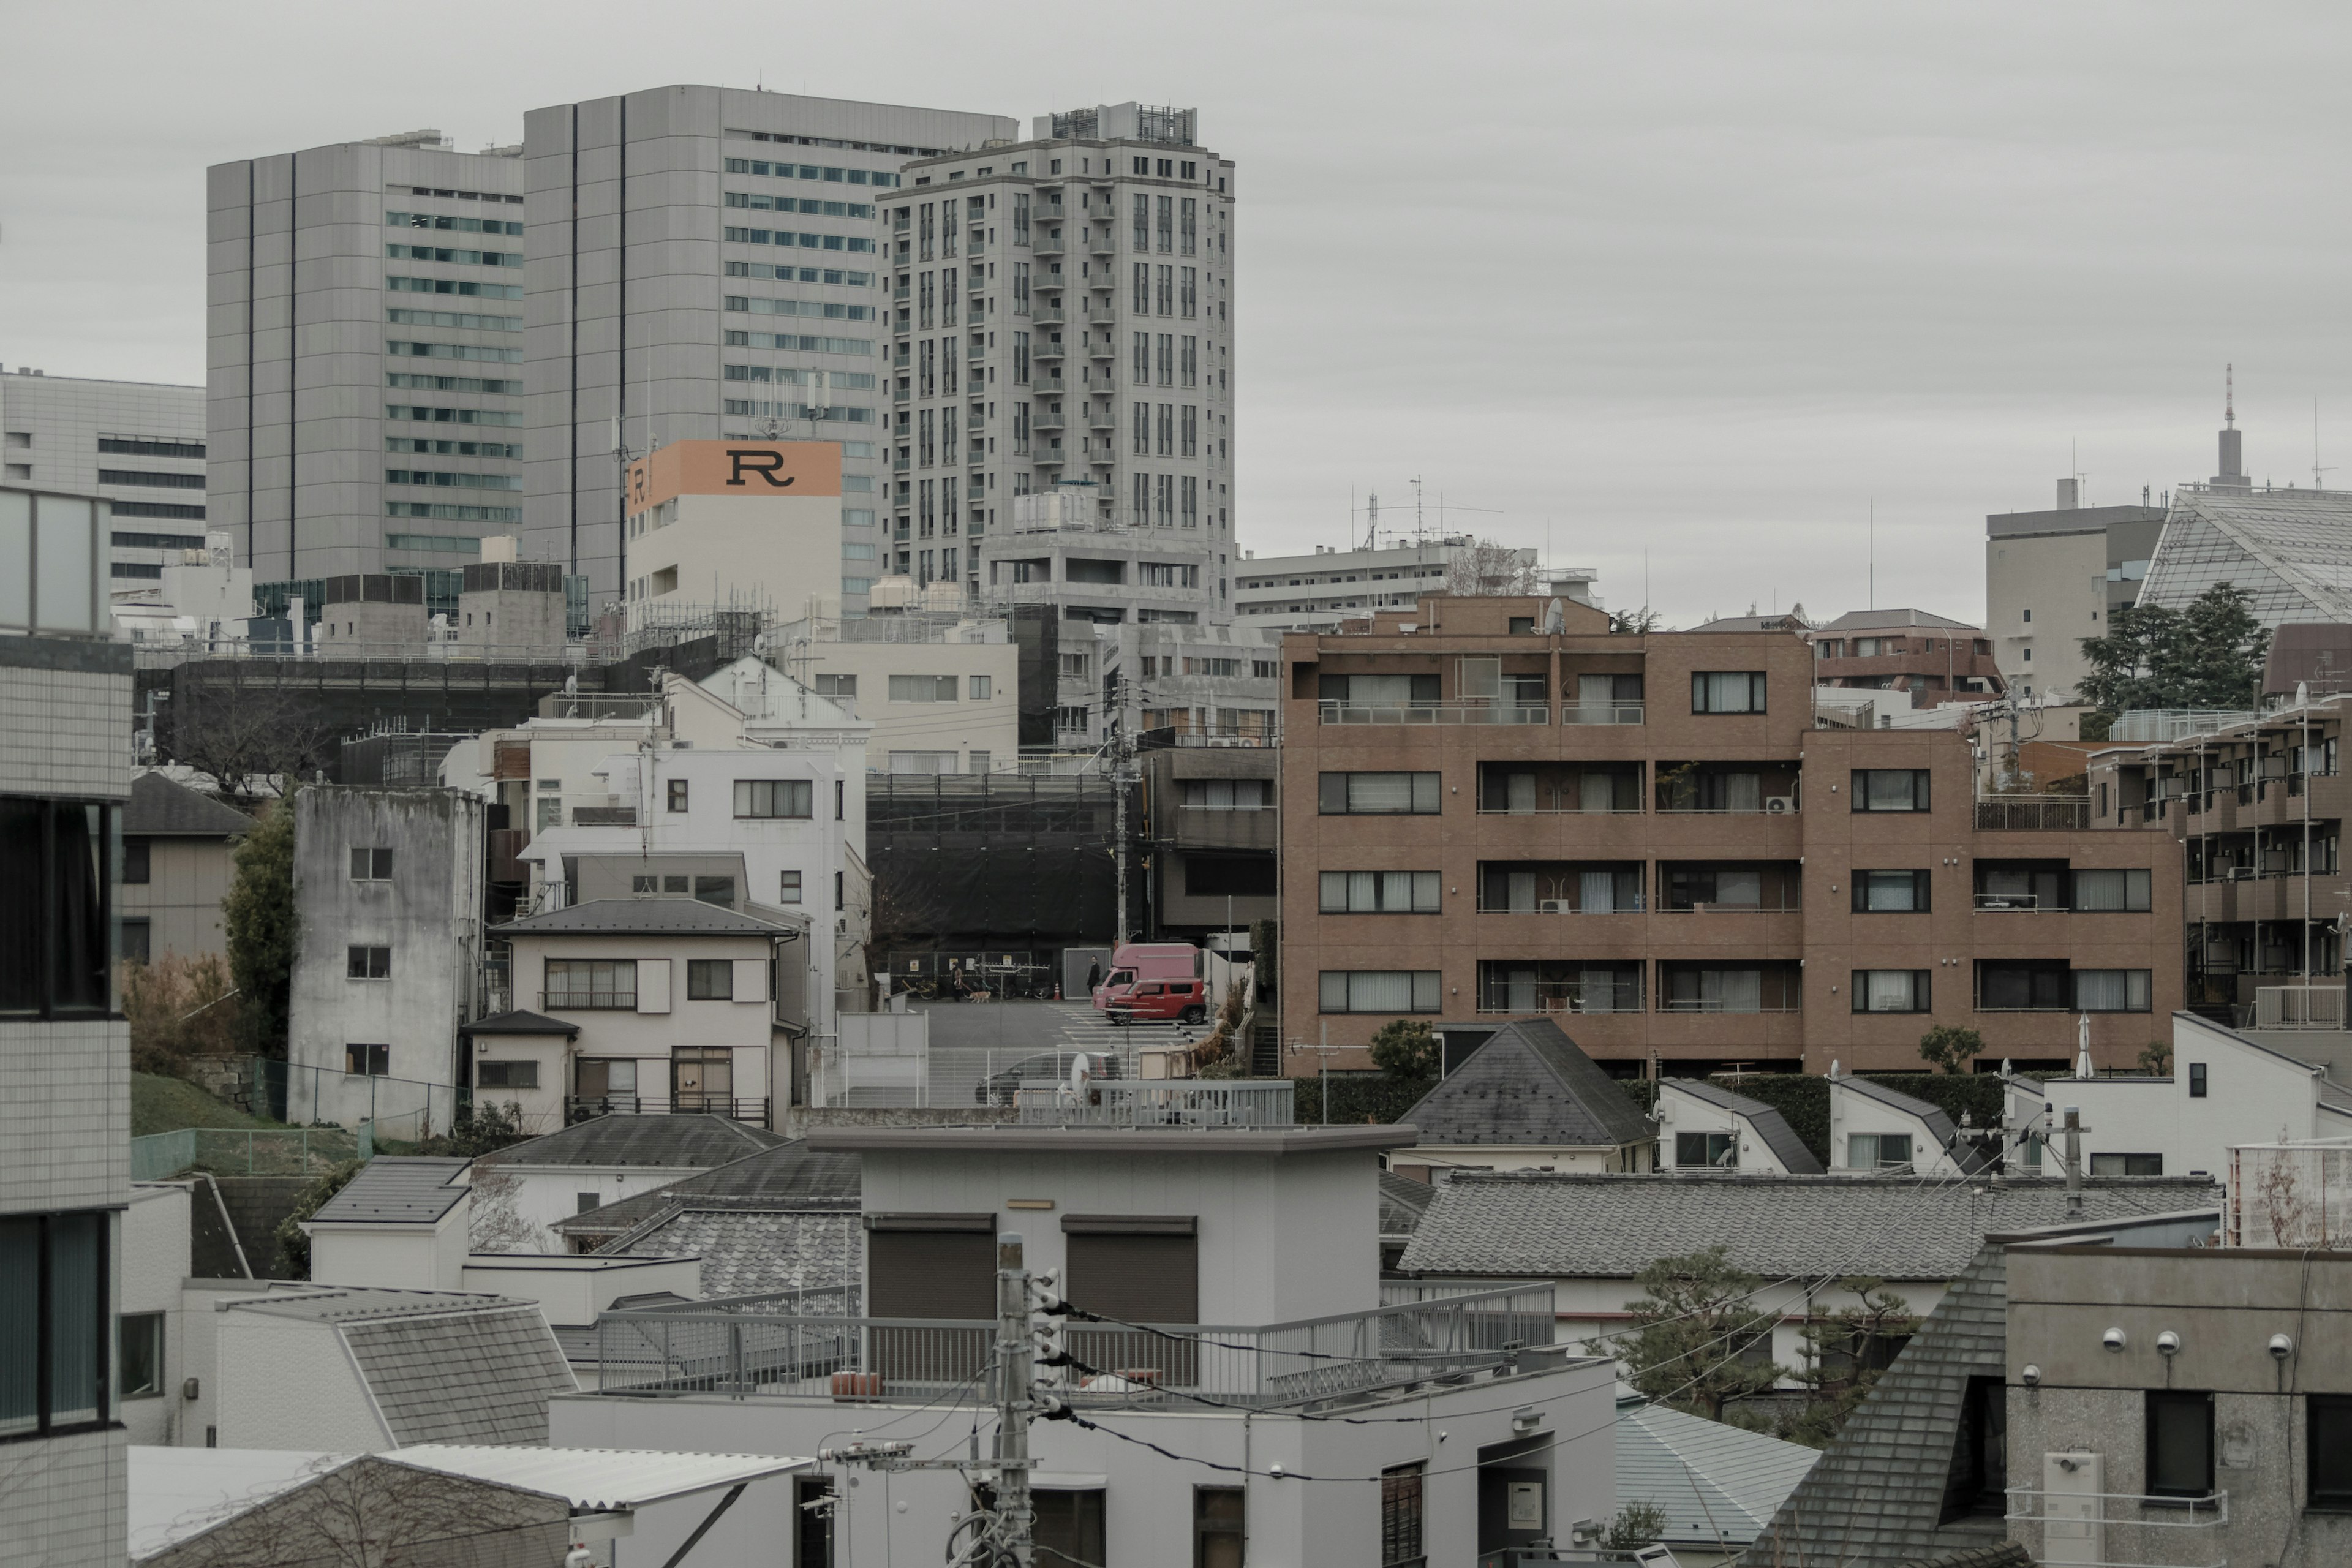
left=593, top=1284, right=1561, bottom=1411
left=1975, top=795, right=2091, bottom=831
left=2108, top=709, right=2261, bottom=743
left=2253, top=984, right=2346, bottom=1030
left=1011, top=1080, right=1294, bottom=1127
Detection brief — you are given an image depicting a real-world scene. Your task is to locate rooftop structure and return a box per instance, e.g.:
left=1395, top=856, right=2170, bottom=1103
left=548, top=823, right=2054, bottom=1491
left=2138, top=481, right=2352, bottom=631
left=1985, top=489, right=2169, bottom=702
left=1654, top=1078, right=1823, bottom=1174
left=1392, top=1018, right=1657, bottom=1175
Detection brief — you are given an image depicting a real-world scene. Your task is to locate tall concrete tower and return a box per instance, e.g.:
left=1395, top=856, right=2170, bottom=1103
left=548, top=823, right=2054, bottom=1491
left=2213, top=363, right=2249, bottom=491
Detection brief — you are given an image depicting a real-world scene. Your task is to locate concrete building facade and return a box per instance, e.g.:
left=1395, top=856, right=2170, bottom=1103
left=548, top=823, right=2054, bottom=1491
left=1280, top=594, right=2182, bottom=1073
left=1234, top=538, right=1587, bottom=634
left=119, top=772, right=252, bottom=967
left=778, top=609, right=1021, bottom=772
left=620, top=438, right=843, bottom=629
left=1, top=367, right=209, bottom=586
left=1984, top=486, right=2168, bottom=703
left=208, top=131, right=529, bottom=584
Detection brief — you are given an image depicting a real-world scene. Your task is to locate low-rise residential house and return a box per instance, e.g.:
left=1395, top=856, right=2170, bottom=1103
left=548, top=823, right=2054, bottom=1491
left=1656, top=1079, right=1825, bottom=1174
left=553, top=1121, right=1619, bottom=1568
left=468, top=1113, right=786, bottom=1251
left=1827, top=1072, right=1992, bottom=1177
left=551, top=1137, right=862, bottom=1300
left=285, top=787, right=486, bottom=1134
left=486, top=899, right=804, bottom=1132
left=119, top=772, right=249, bottom=966
left=301, top=1157, right=475, bottom=1291
left=122, top=1183, right=195, bottom=1447
left=1805, top=608, right=2007, bottom=709
left=1397, top=1172, right=2222, bottom=1384
left=1389, top=1018, right=1659, bottom=1178
left=1615, top=1390, right=1823, bottom=1567
left=551, top=1136, right=862, bottom=1255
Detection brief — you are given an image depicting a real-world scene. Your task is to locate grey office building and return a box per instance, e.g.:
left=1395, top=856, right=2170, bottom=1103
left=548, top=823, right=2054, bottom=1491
left=519, top=87, right=1016, bottom=617
left=207, top=130, right=527, bottom=587
left=1, top=367, right=206, bottom=584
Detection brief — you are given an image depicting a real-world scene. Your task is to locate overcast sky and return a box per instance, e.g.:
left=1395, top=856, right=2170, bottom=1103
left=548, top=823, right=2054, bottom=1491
left=5, top=1, right=2347, bottom=625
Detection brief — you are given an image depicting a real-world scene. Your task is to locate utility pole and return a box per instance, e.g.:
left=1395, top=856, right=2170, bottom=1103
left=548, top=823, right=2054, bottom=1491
left=994, top=1231, right=1037, bottom=1567
left=1108, top=686, right=1134, bottom=949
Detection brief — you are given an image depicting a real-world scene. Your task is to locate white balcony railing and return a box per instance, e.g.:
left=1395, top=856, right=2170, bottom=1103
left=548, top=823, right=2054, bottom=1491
left=1560, top=700, right=1645, bottom=726
left=1319, top=699, right=1548, bottom=726
left=2005, top=1484, right=2227, bottom=1568
left=2253, top=984, right=2346, bottom=1030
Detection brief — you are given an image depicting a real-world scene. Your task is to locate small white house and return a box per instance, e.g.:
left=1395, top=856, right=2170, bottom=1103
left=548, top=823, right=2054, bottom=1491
left=467, top=1112, right=786, bottom=1251
left=1655, top=1080, right=1824, bottom=1174
left=122, top=1184, right=195, bottom=1447
left=1825, top=1073, right=1989, bottom=1176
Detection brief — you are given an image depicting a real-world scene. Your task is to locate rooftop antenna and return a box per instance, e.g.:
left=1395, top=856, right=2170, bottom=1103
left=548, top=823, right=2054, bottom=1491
left=1868, top=496, right=1875, bottom=611
left=1411, top=475, right=1425, bottom=546
left=2317, top=397, right=2334, bottom=491
left=1364, top=490, right=1379, bottom=552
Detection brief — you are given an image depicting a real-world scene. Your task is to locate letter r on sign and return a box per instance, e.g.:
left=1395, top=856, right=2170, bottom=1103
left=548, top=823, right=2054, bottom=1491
left=727, top=450, right=795, bottom=488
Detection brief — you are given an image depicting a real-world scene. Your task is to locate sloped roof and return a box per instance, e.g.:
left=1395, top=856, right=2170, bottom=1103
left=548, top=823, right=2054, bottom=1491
left=1688, top=612, right=1811, bottom=633
left=1835, top=1078, right=1992, bottom=1175
left=2139, top=484, right=2352, bottom=630
left=1664, top=1079, right=1823, bottom=1174
left=1893, top=1547, right=2034, bottom=1568
left=308, top=1158, right=470, bottom=1225
left=1733, top=1245, right=2013, bottom=1567
left=1397, top=1173, right=2222, bottom=1280
left=339, top=1308, right=576, bottom=1446
left=458, top=1009, right=579, bottom=1038
left=1617, top=1396, right=1822, bottom=1550
left=607, top=1207, right=862, bottom=1299
left=125, top=772, right=254, bottom=837
left=1402, top=1019, right=1654, bottom=1149
left=1816, top=608, right=1978, bottom=632
left=551, top=1139, right=861, bottom=1238
left=484, top=1113, right=783, bottom=1169
left=491, top=897, right=792, bottom=937
left=1379, top=1171, right=1436, bottom=1240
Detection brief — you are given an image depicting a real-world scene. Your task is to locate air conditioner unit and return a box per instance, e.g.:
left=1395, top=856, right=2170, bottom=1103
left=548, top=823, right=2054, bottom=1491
left=1764, top=796, right=1796, bottom=815
left=1538, top=899, right=1571, bottom=914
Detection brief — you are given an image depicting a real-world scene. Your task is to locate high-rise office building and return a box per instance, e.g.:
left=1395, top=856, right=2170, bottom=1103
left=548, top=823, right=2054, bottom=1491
left=208, top=130, right=527, bottom=587
left=1, top=366, right=206, bottom=585
left=902, top=104, right=1238, bottom=626
left=519, top=87, right=1016, bottom=619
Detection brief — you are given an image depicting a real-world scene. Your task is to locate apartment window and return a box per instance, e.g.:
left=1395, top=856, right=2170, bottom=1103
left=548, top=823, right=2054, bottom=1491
left=734, top=778, right=814, bottom=818
left=1318, top=772, right=1441, bottom=815
left=346, top=946, right=391, bottom=980
left=345, top=1043, right=390, bottom=1076
left=969, top=675, right=992, bottom=700
left=1691, top=671, right=1767, bottom=714
left=1381, top=1463, right=1425, bottom=1568
left=1158, top=333, right=1174, bottom=385
left=2075, top=969, right=2153, bottom=1012
left=1852, top=769, right=1932, bottom=812
left=780, top=870, right=804, bottom=904
left=477, top=1060, right=538, bottom=1090
left=667, top=780, right=690, bottom=813
left=1320, top=871, right=1441, bottom=914
left=1853, top=970, right=1931, bottom=1013
left=1133, top=263, right=1150, bottom=313
left=1133, top=401, right=1150, bottom=452
left=119, top=1311, right=164, bottom=1399
left=1853, top=870, right=1931, bottom=912
left=2311, top=1396, right=2352, bottom=1507
left=0, top=1212, right=110, bottom=1436
left=835, top=870, right=845, bottom=911
left=2146, top=1390, right=2215, bottom=1500
left=1319, top=971, right=1442, bottom=1014
left=1847, top=1132, right=1913, bottom=1170
left=1156, top=265, right=1175, bottom=314
left=1194, top=1487, right=1245, bottom=1568
left=686, top=959, right=734, bottom=1001
left=546, top=959, right=636, bottom=1009
left=2090, top=1152, right=2163, bottom=1175
left=576, top=1058, right=638, bottom=1100
left=889, top=674, right=960, bottom=702
left=348, top=846, right=394, bottom=881
left=2189, top=1062, right=2207, bottom=1098
left=0, top=799, right=115, bottom=1018
left=119, top=919, right=150, bottom=966
left=1182, top=779, right=1265, bottom=809
left=2071, top=868, right=2152, bottom=911
left=123, top=839, right=151, bottom=884
left=836, top=780, right=846, bottom=821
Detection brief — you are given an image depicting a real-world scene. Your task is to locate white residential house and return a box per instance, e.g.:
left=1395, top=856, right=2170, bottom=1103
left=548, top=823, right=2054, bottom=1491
left=122, top=1185, right=195, bottom=1448
left=464, top=1112, right=786, bottom=1251
left=773, top=610, right=1022, bottom=775
left=1825, top=1072, right=1991, bottom=1175
left=1654, top=1079, right=1825, bottom=1174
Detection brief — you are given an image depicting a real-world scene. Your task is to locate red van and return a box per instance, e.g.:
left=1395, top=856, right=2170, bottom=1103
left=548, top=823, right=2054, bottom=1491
left=1093, top=943, right=1207, bottom=1023
left=1107, top=976, right=1210, bottom=1025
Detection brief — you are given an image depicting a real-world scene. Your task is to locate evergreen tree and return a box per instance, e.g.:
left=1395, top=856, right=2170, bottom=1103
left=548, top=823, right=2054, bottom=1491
left=222, top=795, right=298, bottom=1057
left=1608, top=1247, right=1784, bottom=1420
left=2078, top=582, right=2268, bottom=715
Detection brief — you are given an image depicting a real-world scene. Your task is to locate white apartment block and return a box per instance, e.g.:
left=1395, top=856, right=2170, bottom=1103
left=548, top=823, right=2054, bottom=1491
left=1235, top=537, right=1594, bottom=633
left=1, top=366, right=207, bottom=585
left=1054, top=618, right=1280, bottom=748
left=208, top=130, right=528, bottom=587
left=520, top=87, right=1016, bottom=617
left=777, top=609, right=1021, bottom=774
left=892, top=104, right=1238, bottom=622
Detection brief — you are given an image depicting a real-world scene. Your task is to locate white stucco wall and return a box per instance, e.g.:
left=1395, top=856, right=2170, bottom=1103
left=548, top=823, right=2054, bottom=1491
left=1654, top=1084, right=1806, bottom=1174
left=307, top=1205, right=469, bottom=1293
left=122, top=1185, right=192, bottom=1446
left=1825, top=1081, right=1972, bottom=1175
left=457, top=1254, right=701, bottom=1327
left=215, top=1315, right=390, bottom=1452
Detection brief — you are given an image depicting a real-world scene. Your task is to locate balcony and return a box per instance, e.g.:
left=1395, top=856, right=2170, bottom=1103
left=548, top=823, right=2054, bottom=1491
left=1031, top=235, right=1066, bottom=257
left=1172, top=804, right=1278, bottom=852
left=1033, top=412, right=1066, bottom=432
left=1478, top=764, right=1644, bottom=815
left=1561, top=700, right=1644, bottom=726
left=1034, top=341, right=1066, bottom=361
left=1034, top=375, right=1067, bottom=394
left=1083, top=304, right=1118, bottom=326
left=1976, top=794, right=2090, bottom=831
left=2253, top=984, right=2345, bottom=1028
left=1654, top=764, right=1802, bottom=815
left=1088, top=233, right=1116, bottom=256
left=1476, top=963, right=1645, bottom=1017
left=567, top=1095, right=771, bottom=1126
left=1088, top=339, right=1116, bottom=360
left=2004, top=1484, right=2226, bottom=1568
left=592, top=1284, right=1561, bottom=1411
left=1033, top=307, right=1066, bottom=325
left=540, top=989, right=637, bottom=1011
left=1318, top=698, right=1548, bottom=726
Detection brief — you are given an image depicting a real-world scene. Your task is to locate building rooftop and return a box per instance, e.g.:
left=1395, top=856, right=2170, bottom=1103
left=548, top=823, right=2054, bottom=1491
left=1378, top=1170, right=1436, bottom=1244
left=1664, top=1079, right=1823, bottom=1174
left=552, top=1138, right=861, bottom=1240
left=1814, top=608, right=1979, bottom=632
left=491, top=897, right=796, bottom=938
left=606, top=1207, right=861, bottom=1299
left=1398, top=1172, right=2223, bottom=1281
left=2139, top=483, right=2352, bottom=629
left=1617, top=1393, right=1822, bottom=1552
left=457, top=1009, right=579, bottom=1039
left=124, top=771, right=254, bottom=837
left=1400, top=1019, right=1656, bottom=1150
left=801, top=1125, right=1412, bottom=1155
left=484, top=1112, right=784, bottom=1170
left=307, top=1158, right=470, bottom=1225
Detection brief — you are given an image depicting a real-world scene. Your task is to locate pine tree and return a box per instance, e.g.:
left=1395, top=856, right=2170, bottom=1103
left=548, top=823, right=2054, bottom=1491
left=222, top=795, right=298, bottom=1057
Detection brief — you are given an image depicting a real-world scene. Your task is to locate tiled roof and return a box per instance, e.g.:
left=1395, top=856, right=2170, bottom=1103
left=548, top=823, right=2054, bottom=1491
left=1379, top=1171, right=1436, bottom=1240
left=486, top=1113, right=784, bottom=1169
left=1401, top=1019, right=1655, bottom=1149
left=307, top=1158, right=470, bottom=1225
left=1835, top=1077, right=1992, bottom=1175
left=1396, top=1173, right=2223, bottom=1280
left=339, top=1308, right=576, bottom=1446
left=1892, top=1547, right=2034, bottom=1568
left=491, top=897, right=791, bottom=938
left=551, top=1139, right=860, bottom=1237
left=1733, top=1246, right=2013, bottom=1566
left=1817, top=608, right=1978, bottom=631
left=1617, top=1396, right=1821, bottom=1550
left=608, top=1207, right=862, bottom=1299
left=458, top=1009, right=579, bottom=1038
left=125, top=771, right=254, bottom=837
left=1664, top=1079, right=1823, bottom=1174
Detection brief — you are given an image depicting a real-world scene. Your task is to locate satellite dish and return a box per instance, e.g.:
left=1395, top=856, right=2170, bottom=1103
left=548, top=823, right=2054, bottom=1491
left=1068, top=1052, right=1094, bottom=1098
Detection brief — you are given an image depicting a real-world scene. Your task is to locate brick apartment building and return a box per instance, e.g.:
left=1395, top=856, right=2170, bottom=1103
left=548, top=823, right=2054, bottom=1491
left=1279, top=595, right=2180, bottom=1074
left=1804, top=608, right=2006, bottom=709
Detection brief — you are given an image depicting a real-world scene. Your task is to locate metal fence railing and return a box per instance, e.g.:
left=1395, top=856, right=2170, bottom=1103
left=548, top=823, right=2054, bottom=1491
left=594, top=1285, right=1559, bottom=1409
left=130, top=1126, right=360, bottom=1180
left=2253, top=984, right=2346, bottom=1030
left=1975, top=796, right=2092, bottom=831
left=1318, top=699, right=1549, bottom=726
left=1011, top=1080, right=1294, bottom=1127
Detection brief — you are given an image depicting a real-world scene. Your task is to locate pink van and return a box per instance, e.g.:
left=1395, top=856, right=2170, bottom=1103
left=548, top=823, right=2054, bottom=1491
left=1090, top=943, right=1207, bottom=1023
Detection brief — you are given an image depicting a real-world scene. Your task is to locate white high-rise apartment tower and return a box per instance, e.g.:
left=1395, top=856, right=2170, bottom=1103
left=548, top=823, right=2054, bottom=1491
left=904, top=104, right=1238, bottom=627
left=519, top=87, right=1016, bottom=619
left=208, top=132, right=528, bottom=594
left=0, top=366, right=207, bottom=585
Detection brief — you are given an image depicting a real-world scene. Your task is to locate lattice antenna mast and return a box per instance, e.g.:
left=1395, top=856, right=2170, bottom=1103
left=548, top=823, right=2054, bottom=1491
left=2226, top=364, right=2236, bottom=429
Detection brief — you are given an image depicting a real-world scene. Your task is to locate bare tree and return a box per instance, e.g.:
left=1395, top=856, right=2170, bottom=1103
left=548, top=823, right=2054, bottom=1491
left=466, top=1159, right=551, bottom=1254
left=146, top=1454, right=570, bottom=1568
left=164, top=680, right=339, bottom=802
left=1444, top=540, right=1543, bottom=597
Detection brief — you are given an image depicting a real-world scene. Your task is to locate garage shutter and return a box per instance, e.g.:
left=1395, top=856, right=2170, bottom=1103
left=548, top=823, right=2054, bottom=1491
left=1064, top=1217, right=1198, bottom=1386
left=867, top=1216, right=995, bottom=1383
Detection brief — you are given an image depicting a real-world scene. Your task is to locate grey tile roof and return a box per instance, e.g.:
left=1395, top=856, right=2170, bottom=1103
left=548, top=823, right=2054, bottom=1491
left=1664, top=1079, right=1823, bottom=1174
left=1617, top=1396, right=1821, bottom=1551
left=125, top=771, right=254, bottom=837
left=486, top=1113, right=784, bottom=1169
left=1891, top=1547, right=2034, bottom=1568
left=551, top=1139, right=861, bottom=1238
left=608, top=1207, right=862, bottom=1299
left=1836, top=1077, right=1993, bottom=1175
left=1734, top=1245, right=2013, bottom=1567
left=1396, top=1172, right=2223, bottom=1281
left=1401, top=1019, right=1655, bottom=1149
left=491, top=897, right=791, bottom=938
left=1818, top=608, right=1977, bottom=632
left=339, top=1306, right=576, bottom=1446
left=307, top=1158, right=470, bottom=1224
left=1379, top=1172, right=1436, bottom=1240
left=226, top=1287, right=506, bottom=1325
left=458, top=1009, right=580, bottom=1038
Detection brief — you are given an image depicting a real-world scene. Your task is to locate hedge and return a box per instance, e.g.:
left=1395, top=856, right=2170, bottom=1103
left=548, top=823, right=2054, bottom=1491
left=1615, top=1071, right=2005, bottom=1166
left=1287, top=1073, right=1434, bottom=1126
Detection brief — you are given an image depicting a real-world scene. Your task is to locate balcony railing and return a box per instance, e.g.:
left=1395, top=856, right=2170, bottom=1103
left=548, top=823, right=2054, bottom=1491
left=2253, top=984, right=2346, bottom=1029
left=1318, top=699, right=1549, bottom=726
left=1560, top=701, right=1645, bottom=726
left=540, top=989, right=638, bottom=1011
left=1657, top=998, right=1802, bottom=1014
left=2005, top=1484, right=2227, bottom=1568
left=1978, top=795, right=2092, bottom=831
left=567, top=1095, right=771, bottom=1125
left=1975, top=892, right=2052, bottom=911
left=1011, top=1080, right=1294, bottom=1126
left=1476, top=803, right=1645, bottom=816
left=1476, top=899, right=1648, bottom=915
left=593, top=1284, right=1562, bottom=1411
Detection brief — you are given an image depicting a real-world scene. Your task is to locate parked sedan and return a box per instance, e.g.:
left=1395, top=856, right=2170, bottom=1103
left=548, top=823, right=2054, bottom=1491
left=973, top=1051, right=1126, bottom=1106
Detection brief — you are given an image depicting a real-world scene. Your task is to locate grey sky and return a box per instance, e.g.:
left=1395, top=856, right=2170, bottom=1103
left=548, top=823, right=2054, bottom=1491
left=5, top=0, right=2347, bottom=625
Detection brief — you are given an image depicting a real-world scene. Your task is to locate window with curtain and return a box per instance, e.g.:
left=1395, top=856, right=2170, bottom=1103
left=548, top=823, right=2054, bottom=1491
left=1667, top=968, right=1763, bottom=1012
left=1691, top=671, right=1766, bottom=713
left=1318, top=971, right=1442, bottom=1013
left=1855, top=870, right=1931, bottom=912
left=0, top=1211, right=109, bottom=1437
left=1852, top=769, right=1931, bottom=812
left=1853, top=970, right=1930, bottom=1012
left=2071, top=868, right=2151, bottom=911
left=1321, top=871, right=1439, bottom=914
left=1317, top=772, right=1441, bottom=814
left=1847, top=1133, right=1913, bottom=1170
left=0, top=799, right=114, bottom=1019
left=1182, top=779, right=1267, bottom=810
left=733, top=778, right=814, bottom=818
left=2074, top=969, right=2152, bottom=1012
